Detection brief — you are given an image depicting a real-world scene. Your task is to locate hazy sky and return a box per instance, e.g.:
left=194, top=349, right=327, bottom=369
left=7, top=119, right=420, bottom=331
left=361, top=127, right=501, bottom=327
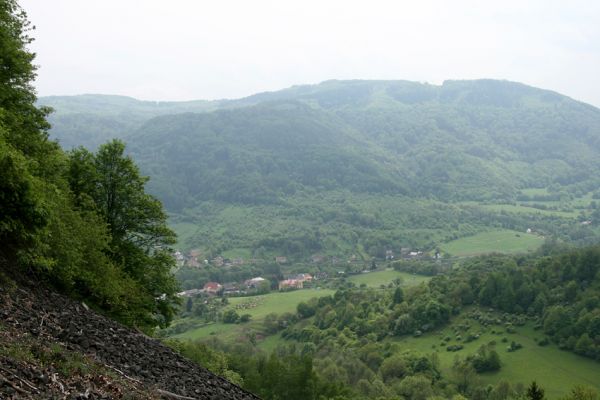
left=21, top=0, right=600, bottom=107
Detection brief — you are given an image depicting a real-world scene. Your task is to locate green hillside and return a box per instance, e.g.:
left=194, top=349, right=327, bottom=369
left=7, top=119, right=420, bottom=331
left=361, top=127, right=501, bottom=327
left=40, top=80, right=600, bottom=259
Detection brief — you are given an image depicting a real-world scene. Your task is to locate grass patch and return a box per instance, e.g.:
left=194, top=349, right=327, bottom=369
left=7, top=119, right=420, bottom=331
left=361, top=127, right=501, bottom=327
left=348, top=269, right=430, bottom=288
left=520, top=188, right=550, bottom=197
left=227, top=289, right=335, bottom=319
left=172, top=288, right=335, bottom=342
left=440, top=229, right=544, bottom=257
left=393, top=310, right=600, bottom=399
left=222, top=248, right=253, bottom=260
left=478, top=203, right=579, bottom=218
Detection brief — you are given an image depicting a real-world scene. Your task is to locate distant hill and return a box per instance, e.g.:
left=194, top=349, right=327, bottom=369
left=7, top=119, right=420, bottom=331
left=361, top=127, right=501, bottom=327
left=39, top=94, right=220, bottom=149
left=40, top=80, right=600, bottom=258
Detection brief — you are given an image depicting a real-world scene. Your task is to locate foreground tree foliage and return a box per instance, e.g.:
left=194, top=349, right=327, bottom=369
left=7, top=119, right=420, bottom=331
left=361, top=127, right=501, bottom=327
left=0, top=1, right=178, bottom=331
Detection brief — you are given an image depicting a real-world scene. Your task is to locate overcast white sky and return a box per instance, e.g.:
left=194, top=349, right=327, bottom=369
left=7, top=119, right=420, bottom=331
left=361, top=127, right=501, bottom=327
left=20, top=0, right=600, bottom=107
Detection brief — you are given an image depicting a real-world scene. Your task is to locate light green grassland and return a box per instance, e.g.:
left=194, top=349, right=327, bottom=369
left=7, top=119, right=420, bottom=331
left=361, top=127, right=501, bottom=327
left=222, top=248, right=253, bottom=260
left=393, top=311, right=600, bottom=399
left=440, top=229, right=544, bottom=257
left=478, top=203, right=579, bottom=218
left=173, top=289, right=334, bottom=341
left=227, top=289, right=335, bottom=319
left=462, top=189, right=595, bottom=219
left=348, top=269, right=430, bottom=288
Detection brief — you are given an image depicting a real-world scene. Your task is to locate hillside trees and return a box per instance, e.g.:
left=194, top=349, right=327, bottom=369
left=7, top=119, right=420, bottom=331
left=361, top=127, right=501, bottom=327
left=0, top=1, right=178, bottom=331
left=67, top=140, right=179, bottom=327
left=0, top=0, right=55, bottom=261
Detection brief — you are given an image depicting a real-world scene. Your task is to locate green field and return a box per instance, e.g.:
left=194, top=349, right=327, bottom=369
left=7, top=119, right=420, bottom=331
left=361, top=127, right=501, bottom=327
left=441, top=229, right=545, bottom=257
left=519, top=188, right=550, bottom=197
left=172, top=289, right=334, bottom=342
left=393, top=311, right=600, bottom=399
left=478, top=203, right=579, bottom=218
left=348, top=269, right=430, bottom=288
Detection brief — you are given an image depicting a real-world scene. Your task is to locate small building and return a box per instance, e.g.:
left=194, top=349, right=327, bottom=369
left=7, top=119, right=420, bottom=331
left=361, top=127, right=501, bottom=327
left=223, top=283, right=241, bottom=295
left=294, top=273, right=313, bottom=282
left=275, top=256, right=288, bottom=264
left=212, top=256, right=224, bottom=267
left=279, top=279, right=303, bottom=290
left=244, top=277, right=267, bottom=288
left=581, top=220, right=592, bottom=226
left=232, top=258, right=245, bottom=266
left=203, top=282, right=223, bottom=295
left=385, top=250, right=394, bottom=260
left=177, top=288, right=203, bottom=297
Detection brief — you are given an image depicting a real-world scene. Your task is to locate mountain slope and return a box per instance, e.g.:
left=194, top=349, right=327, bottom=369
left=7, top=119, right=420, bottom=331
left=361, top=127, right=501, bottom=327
left=39, top=94, right=221, bottom=149
left=128, top=101, right=407, bottom=210
left=40, top=80, right=600, bottom=257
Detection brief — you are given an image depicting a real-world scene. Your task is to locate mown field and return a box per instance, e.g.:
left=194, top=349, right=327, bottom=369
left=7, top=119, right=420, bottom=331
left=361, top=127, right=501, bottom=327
left=348, top=269, right=430, bottom=288
left=440, top=229, right=545, bottom=257
left=171, top=289, right=335, bottom=342
left=393, top=309, right=600, bottom=399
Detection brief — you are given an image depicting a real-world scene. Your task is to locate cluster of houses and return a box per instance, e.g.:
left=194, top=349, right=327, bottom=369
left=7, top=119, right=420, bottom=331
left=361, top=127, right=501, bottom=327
left=278, top=273, right=313, bottom=290
left=177, top=273, right=318, bottom=298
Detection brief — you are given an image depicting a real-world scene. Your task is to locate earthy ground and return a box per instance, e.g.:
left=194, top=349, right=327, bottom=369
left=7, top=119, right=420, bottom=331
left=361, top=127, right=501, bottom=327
left=0, top=276, right=259, bottom=400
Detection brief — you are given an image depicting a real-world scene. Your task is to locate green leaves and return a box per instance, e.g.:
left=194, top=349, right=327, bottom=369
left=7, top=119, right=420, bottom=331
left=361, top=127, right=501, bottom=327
left=65, top=139, right=179, bottom=329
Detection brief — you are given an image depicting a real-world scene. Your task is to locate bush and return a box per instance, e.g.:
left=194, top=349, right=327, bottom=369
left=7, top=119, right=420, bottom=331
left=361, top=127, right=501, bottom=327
left=240, top=314, right=251, bottom=323
left=222, top=309, right=240, bottom=323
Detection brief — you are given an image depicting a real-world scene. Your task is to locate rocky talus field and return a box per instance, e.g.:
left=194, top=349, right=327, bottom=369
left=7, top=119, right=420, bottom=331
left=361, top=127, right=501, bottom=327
left=0, top=277, right=259, bottom=400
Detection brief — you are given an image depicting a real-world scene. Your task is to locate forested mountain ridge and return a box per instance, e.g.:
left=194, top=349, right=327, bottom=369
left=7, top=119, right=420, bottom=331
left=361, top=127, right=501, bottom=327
left=127, top=101, right=408, bottom=209
left=40, top=80, right=600, bottom=257
left=39, top=94, right=221, bottom=149
left=42, top=79, right=600, bottom=203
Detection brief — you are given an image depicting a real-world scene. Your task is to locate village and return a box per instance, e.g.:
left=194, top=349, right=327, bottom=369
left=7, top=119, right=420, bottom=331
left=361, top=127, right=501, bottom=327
left=173, top=247, right=430, bottom=298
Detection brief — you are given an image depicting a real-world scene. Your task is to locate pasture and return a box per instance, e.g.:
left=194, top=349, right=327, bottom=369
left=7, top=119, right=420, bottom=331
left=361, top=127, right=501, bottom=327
left=172, top=288, right=334, bottom=342
left=348, top=269, right=430, bottom=288
left=393, top=309, right=600, bottom=399
left=440, top=229, right=544, bottom=257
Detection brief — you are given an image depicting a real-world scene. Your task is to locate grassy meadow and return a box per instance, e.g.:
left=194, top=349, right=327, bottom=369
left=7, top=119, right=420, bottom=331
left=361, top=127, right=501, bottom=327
left=348, top=269, right=430, bottom=288
left=440, top=229, right=545, bottom=257
left=476, top=203, right=579, bottom=218
left=393, top=309, right=600, bottom=399
left=172, top=289, right=334, bottom=342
